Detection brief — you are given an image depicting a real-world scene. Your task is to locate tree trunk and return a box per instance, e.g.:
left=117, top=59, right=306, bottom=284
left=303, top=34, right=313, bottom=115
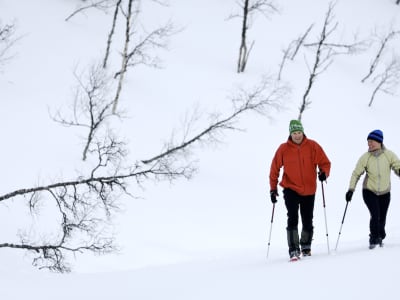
left=237, top=0, right=249, bottom=73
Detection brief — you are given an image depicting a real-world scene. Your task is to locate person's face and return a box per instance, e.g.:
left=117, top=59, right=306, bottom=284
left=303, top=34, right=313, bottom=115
left=291, top=131, right=304, bottom=144
left=368, top=139, right=381, bottom=151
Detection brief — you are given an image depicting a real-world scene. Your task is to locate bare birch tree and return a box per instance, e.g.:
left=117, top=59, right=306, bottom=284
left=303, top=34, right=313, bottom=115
left=103, top=0, right=123, bottom=68
left=66, top=1, right=174, bottom=114
left=111, top=0, right=174, bottom=113
left=1, top=75, right=289, bottom=272
left=361, top=28, right=400, bottom=83
left=230, top=0, right=278, bottom=73
left=297, top=3, right=336, bottom=121
left=0, top=136, right=125, bottom=272
left=51, top=64, right=122, bottom=161
left=277, top=24, right=313, bottom=81
left=297, top=2, right=366, bottom=120
left=1, top=0, right=290, bottom=273
left=65, top=0, right=117, bottom=22
left=368, top=56, right=400, bottom=107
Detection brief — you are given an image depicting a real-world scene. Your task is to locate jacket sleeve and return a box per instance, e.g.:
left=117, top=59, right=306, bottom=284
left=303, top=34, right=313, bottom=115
left=315, top=142, right=331, bottom=177
left=269, top=144, right=284, bottom=191
left=386, top=150, right=400, bottom=177
left=349, top=153, right=368, bottom=191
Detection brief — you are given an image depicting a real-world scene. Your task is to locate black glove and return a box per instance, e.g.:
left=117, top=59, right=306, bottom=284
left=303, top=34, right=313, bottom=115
left=318, top=172, right=327, bottom=182
left=345, top=190, right=353, bottom=202
left=270, top=190, right=278, bottom=204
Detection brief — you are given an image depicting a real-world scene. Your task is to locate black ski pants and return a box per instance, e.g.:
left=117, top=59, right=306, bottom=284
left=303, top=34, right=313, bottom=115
left=284, top=188, right=315, bottom=252
left=363, top=189, right=390, bottom=242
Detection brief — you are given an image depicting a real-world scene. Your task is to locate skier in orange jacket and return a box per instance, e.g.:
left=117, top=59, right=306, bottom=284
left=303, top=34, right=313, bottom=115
left=269, top=119, right=331, bottom=260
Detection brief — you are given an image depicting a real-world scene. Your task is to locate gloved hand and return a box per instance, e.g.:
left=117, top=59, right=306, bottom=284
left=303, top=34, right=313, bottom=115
left=318, top=172, right=327, bottom=182
left=270, top=190, right=278, bottom=204
left=345, top=190, right=353, bottom=202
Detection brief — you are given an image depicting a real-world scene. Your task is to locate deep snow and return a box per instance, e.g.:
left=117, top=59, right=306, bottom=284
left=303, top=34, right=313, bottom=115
left=1, top=0, right=400, bottom=299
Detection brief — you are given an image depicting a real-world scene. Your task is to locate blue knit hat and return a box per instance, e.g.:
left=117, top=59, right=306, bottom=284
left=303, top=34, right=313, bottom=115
left=367, top=129, right=383, bottom=143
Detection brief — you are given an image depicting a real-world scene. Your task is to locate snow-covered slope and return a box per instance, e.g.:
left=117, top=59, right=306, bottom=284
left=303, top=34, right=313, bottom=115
left=1, top=0, right=400, bottom=299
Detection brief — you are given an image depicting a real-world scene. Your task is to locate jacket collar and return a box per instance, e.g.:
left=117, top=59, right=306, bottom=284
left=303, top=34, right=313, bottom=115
left=369, top=146, right=385, bottom=157
left=287, top=134, right=308, bottom=146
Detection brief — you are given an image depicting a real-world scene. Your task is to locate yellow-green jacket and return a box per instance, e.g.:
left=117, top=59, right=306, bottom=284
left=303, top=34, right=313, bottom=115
left=349, top=146, right=400, bottom=195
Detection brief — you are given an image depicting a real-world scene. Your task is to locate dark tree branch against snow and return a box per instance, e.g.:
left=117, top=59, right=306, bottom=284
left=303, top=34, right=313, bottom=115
left=290, top=25, right=314, bottom=61
left=297, top=2, right=364, bottom=121
left=361, top=29, right=400, bottom=83
left=0, top=238, right=115, bottom=273
left=237, top=0, right=250, bottom=73
left=112, top=0, right=135, bottom=114
left=114, top=21, right=175, bottom=77
left=298, top=2, right=336, bottom=121
left=112, top=0, right=175, bottom=113
left=368, top=57, right=400, bottom=107
left=0, top=76, right=288, bottom=272
left=0, top=21, right=19, bottom=68
left=67, top=0, right=175, bottom=113
left=230, top=0, right=278, bottom=73
left=0, top=137, right=189, bottom=272
left=103, top=0, right=123, bottom=68
left=65, top=0, right=117, bottom=22
left=0, top=134, right=136, bottom=272
left=277, top=24, right=314, bottom=81
left=51, top=64, right=123, bottom=161
left=142, top=78, right=289, bottom=165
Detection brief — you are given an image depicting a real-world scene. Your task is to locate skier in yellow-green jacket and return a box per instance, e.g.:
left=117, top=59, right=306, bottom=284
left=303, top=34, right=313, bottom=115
left=345, top=129, right=400, bottom=249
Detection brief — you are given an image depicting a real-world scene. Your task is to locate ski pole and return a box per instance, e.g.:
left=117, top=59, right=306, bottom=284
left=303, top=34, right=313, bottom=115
left=335, top=201, right=349, bottom=251
left=321, top=181, right=330, bottom=254
left=266, top=203, right=276, bottom=259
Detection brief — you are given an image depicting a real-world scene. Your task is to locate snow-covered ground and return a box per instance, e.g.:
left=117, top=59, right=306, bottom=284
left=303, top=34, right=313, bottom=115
left=1, top=0, right=400, bottom=299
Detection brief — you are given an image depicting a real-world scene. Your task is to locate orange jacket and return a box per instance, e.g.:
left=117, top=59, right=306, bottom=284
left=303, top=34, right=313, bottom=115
left=269, top=136, right=331, bottom=196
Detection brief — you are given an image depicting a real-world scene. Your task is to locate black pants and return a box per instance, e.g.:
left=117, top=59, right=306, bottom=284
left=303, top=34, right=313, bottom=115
left=363, top=189, right=390, bottom=242
left=284, top=188, right=315, bottom=252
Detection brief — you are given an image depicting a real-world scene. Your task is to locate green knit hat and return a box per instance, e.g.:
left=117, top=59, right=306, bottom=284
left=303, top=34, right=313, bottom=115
left=289, top=119, right=304, bottom=134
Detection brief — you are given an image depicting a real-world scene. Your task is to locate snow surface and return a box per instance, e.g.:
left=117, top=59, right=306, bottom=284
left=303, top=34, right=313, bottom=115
left=1, top=0, right=400, bottom=299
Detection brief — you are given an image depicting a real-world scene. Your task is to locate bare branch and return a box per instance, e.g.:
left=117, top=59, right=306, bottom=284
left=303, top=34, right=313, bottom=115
left=0, top=21, right=20, bottom=68
left=277, top=24, right=313, bottom=80
left=3, top=73, right=289, bottom=272
left=122, top=21, right=175, bottom=71
left=142, top=77, right=289, bottom=165
left=103, top=0, right=123, bottom=68
left=236, top=0, right=279, bottom=73
left=0, top=237, right=115, bottom=273
left=290, top=24, right=314, bottom=60
left=65, top=0, right=117, bottom=22
left=51, top=63, right=121, bottom=161
left=277, top=44, right=292, bottom=81
left=304, top=39, right=368, bottom=55
left=0, top=135, right=129, bottom=272
left=0, top=143, right=197, bottom=276
left=0, top=139, right=127, bottom=272
left=368, top=57, right=400, bottom=107
left=248, top=0, right=279, bottom=17
left=298, top=2, right=336, bottom=120
left=111, top=0, right=175, bottom=113
left=361, top=29, right=400, bottom=83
